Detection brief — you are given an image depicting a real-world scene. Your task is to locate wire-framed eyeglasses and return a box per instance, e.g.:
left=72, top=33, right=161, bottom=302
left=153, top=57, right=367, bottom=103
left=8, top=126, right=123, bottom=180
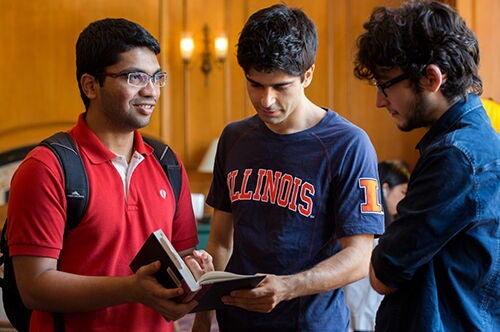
left=98, top=71, right=167, bottom=88
left=374, top=73, right=409, bottom=97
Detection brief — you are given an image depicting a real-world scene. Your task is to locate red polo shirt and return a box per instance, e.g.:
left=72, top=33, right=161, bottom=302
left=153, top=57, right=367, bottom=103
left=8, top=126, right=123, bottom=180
left=8, top=114, right=198, bottom=331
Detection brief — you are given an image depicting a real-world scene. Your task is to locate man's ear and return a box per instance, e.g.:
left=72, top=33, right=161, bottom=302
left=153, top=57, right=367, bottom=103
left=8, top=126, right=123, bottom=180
left=80, top=73, right=98, bottom=100
left=303, top=64, right=315, bottom=88
left=422, top=64, right=445, bottom=93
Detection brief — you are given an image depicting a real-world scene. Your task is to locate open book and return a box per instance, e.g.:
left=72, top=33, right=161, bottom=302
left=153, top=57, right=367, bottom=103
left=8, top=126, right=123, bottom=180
left=130, top=229, right=265, bottom=312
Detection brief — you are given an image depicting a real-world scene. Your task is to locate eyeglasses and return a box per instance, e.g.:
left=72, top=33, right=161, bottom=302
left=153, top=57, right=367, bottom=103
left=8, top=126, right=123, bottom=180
left=374, top=73, right=409, bottom=97
left=97, top=71, right=167, bottom=88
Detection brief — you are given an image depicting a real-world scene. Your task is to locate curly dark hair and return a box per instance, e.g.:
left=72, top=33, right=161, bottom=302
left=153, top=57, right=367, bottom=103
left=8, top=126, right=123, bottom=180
left=237, top=4, right=317, bottom=80
left=354, top=0, right=482, bottom=102
left=76, top=18, right=160, bottom=109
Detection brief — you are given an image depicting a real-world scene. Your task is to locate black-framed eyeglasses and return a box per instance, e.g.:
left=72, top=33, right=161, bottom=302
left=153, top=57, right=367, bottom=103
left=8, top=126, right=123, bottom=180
left=97, top=71, right=167, bottom=88
left=374, top=73, right=409, bottom=97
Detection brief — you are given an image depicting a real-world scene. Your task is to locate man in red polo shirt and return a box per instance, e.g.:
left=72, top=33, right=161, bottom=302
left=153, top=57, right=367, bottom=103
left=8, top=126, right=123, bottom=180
left=7, top=18, right=211, bottom=331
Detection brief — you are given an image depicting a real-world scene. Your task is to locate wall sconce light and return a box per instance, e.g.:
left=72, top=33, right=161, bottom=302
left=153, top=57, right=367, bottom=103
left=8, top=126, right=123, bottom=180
left=180, top=24, right=228, bottom=85
left=201, top=24, right=228, bottom=85
left=180, top=34, right=194, bottom=64
left=214, top=35, right=228, bottom=62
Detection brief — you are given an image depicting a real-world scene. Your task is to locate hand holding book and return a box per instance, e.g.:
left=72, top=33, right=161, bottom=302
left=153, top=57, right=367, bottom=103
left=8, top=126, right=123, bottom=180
left=130, top=229, right=265, bottom=312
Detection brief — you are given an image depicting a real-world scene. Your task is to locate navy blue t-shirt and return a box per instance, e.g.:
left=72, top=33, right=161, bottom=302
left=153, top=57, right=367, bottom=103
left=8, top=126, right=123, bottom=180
left=207, top=109, right=384, bottom=331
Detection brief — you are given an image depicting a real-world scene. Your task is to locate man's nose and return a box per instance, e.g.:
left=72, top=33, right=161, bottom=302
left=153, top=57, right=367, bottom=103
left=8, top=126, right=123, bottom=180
left=375, top=88, right=388, bottom=108
left=260, top=88, right=276, bottom=108
left=139, top=79, right=160, bottom=99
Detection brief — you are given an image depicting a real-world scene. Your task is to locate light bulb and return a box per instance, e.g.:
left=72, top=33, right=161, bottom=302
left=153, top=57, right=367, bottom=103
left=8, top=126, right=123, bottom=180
left=214, top=35, right=228, bottom=62
left=180, top=35, right=194, bottom=62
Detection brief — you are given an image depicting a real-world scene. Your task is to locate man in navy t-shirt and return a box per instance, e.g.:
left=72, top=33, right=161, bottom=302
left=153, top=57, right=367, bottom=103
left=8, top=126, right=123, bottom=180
left=193, top=4, right=384, bottom=331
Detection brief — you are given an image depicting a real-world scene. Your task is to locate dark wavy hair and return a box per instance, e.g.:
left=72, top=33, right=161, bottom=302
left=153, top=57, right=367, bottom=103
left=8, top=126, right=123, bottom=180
left=378, top=160, right=410, bottom=227
left=76, top=18, right=160, bottom=109
left=354, top=0, right=482, bottom=102
left=237, top=4, right=318, bottom=80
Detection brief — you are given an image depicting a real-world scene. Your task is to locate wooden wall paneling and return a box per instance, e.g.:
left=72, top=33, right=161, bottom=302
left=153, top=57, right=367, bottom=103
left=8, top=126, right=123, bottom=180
left=175, top=0, right=231, bottom=197
left=0, top=1, right=79, bottom=150
left=440, top=0, right=457, bottom=6
left=219, top=0, right=234, bottom=127
left=328, top=1, right=347, bottom=115
left=158, top=0, right=174, bottom=144
left=175, top=0, right=228, bottom=170
left=338, top=0, right=423, bottom=168
left=163, top=0, right=185, bottom=157
left=455, top=0, right=474, bottom=25
left=226, top=0, right=252, bottom=123
left=459, top=0, right=500, bottom=102
left=3, top=0, right=498, bottom=173
left=299, top=0, right=330, bottom=109
left=0, top=0, right=163, bottom=152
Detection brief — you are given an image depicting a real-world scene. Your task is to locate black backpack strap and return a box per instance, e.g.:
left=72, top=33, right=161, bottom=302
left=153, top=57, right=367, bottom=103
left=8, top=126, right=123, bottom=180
left=40, top=132, right=89, bottom=232
left=41, top=132, right=89, bottom=332
left=142, top=136, right=181, bottom=209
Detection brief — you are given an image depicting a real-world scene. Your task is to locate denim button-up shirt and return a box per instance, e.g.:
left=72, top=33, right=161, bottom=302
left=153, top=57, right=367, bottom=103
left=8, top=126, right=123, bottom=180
left=372, top=94, right=500, bottom=332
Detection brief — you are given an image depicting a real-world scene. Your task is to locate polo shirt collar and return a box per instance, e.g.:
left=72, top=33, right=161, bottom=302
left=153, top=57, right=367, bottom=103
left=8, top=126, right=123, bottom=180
left=69, top=113, right=154, bottom=164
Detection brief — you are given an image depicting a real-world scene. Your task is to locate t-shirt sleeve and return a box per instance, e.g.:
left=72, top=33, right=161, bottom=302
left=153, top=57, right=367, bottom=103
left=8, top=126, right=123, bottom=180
left=332, top=129, right=385, bottom=237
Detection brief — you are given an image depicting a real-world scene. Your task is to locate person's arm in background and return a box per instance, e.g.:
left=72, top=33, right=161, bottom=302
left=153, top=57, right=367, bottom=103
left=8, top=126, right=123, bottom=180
left=192, top=209, right=234, bottom=332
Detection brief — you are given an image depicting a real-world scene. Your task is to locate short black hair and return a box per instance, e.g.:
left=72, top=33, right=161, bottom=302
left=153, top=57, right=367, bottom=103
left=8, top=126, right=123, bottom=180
left=237, top=4, right=317, bottom=80
left=378, top=160, right=410, bottom=189
left=354, top=0, right=482, bottom=102
left=76, top=18, right=160, bottom=109
left=378, top=160, right=410, bottom=227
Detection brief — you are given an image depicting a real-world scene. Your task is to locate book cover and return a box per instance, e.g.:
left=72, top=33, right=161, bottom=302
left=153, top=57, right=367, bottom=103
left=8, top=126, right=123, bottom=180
left=130, top=229, right=265, bottom=312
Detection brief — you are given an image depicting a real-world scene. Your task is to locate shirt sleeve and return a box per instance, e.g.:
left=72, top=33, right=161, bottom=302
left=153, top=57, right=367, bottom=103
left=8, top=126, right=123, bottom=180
left=7, top=147, right=67, bottom=258
left=332, top=129, right=385, bottom=237
left=371, top=145, right=476, bottom=288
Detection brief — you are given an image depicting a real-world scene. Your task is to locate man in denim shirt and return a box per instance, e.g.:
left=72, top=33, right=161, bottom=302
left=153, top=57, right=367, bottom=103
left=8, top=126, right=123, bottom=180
left=353, top=1, right=499, bottom=331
